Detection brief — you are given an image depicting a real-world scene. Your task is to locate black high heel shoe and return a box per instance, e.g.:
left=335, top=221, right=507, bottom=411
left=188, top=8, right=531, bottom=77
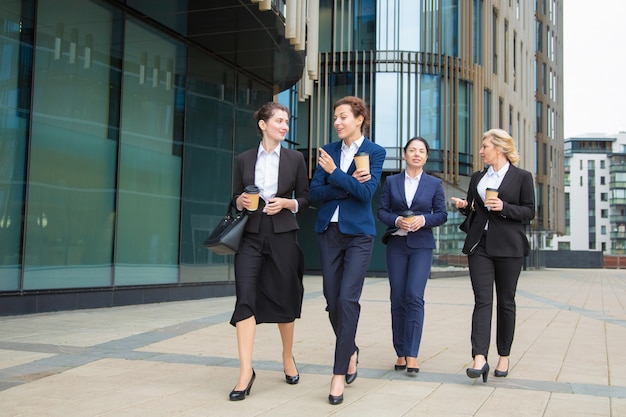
left=345, top=347, right=359, bottom=385
left=394, top=357, right=407, bottom=371
left=328, top=393, right=344, bottom=405
left=494, top=358, right=509, bottom=377
left=466, top=362, right=489, bottom=383
left=284, top=357, right=300, bottom=385
left=406, top=357, right=419, bottom=376
left=229, top=369, right=256, bottom=401
left=328, top=375, right=344, bottom=405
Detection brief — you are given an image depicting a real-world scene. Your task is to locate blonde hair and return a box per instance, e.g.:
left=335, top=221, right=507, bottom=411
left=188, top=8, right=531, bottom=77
left=482, top=128, right=520, bottom=165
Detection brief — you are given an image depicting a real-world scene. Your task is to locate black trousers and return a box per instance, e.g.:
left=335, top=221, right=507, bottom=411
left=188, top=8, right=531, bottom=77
left=317, top=223, right=374, bottom=375
left=467, top=235, right=523, bottom=359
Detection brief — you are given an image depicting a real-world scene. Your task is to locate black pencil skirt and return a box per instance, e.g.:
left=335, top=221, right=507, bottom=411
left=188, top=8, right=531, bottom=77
left=230, top=214, right=304, bottom=326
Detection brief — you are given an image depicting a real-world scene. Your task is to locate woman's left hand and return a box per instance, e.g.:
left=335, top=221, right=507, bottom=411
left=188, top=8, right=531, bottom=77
left=486, top=197, right=503, bottom=212
left=399, top=215, right=425, bottom=232
left=264, top=198, right=285, bottom=215
left=352, top=168, right=371, bottom=183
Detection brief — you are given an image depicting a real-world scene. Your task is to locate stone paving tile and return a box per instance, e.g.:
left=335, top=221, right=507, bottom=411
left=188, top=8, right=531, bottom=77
left=0, top=269, right=625, bottom=416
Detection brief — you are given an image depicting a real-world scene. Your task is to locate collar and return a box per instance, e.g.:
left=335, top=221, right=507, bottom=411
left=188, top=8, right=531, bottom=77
left=404, top=171, right=422, bottom=182
left=258, top=141, right=282, bottom=157
left=487, top=162, right=510, bottom=178
left=341, top=136, right=365, bottom=152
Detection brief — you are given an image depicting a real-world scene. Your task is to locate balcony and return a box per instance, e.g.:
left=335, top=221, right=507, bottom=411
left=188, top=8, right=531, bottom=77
left=610, top=215, right=626, bottom=223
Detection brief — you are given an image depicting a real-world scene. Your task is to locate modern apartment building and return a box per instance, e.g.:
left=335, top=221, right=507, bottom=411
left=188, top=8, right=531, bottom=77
left=551, top=133, right=626, bottom=254
left=0, top=0, right=564, bottom=314
left=294, top=0, right=563, bottom=267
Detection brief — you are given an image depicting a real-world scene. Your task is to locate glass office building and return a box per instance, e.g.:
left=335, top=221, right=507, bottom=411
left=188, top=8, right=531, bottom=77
left=1, top=0, right=307, bottom=314
left=1, top=0, right=563, bottom=314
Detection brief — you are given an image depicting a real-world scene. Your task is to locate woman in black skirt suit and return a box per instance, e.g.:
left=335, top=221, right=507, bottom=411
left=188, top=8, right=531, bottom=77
left=228, top=102, right=310, bottom=401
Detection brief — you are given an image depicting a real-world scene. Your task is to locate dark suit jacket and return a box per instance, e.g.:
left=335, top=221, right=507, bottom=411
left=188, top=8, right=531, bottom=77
left=460, top=164, right=535, bottom=257
left=310, top=138, right=386, bottom=236
left=378, top=171, right=448, bottom=248
left=231, top=145, right=310, bottom=233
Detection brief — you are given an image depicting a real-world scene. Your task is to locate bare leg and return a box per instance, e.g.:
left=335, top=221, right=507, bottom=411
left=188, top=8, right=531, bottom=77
left=278, top=321, right=298, bottom=376
left=406, top=356, right=419, bottom=369
left=472, top=354, right=487, bottom=369
left=234, top=316, right=256, bottom=390
left=496, top=356, right=509, bottom=372
left=329, top=374, right=344, bottom=397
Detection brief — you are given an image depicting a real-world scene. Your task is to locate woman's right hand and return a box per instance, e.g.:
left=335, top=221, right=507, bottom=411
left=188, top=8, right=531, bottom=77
left=451, top=197, right=468, bottom=209
left=237, top=194, right=250, bottom=211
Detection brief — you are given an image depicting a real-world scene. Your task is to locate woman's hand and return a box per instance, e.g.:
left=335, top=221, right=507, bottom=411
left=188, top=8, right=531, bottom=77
left=318, top=149, right=337, bottom=174
left=485, top=196, right=503, bottom=212
left=264, top=198, right=286, bottom=216
left=352, top=168, right=371, bottom=183
left=237, top=194, right=251, bottom=211
left=398, top=215, right=425, bottom=232
left=451, top=197, right=468, bottom=209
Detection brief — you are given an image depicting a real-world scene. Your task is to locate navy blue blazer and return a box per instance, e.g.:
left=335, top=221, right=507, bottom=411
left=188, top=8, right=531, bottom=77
left=310, top=138, right=386, bottom=236
left=378, top=171, right=448, bottom=248
left=460, top=164, right=535, bottom=256
left=232, top=145, right=310, bottom=234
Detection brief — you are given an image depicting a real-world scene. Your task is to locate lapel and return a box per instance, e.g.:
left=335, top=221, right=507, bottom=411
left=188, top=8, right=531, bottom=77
left=393, top=173, right=406, bottom=208
left=498, top=165, right=517, bottom=191
left=277, top=149, right=286, bottom=194
left=411, top=172, right=428, bottom=208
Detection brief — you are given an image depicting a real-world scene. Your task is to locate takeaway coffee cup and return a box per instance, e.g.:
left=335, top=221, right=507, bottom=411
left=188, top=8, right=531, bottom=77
left=244, top=185, right=260, bottom=211
left=401, top=210, right=415, bottom=221
left=485, top=188, right=499, bottom=206
left=353, top=152, right=370, bottom=172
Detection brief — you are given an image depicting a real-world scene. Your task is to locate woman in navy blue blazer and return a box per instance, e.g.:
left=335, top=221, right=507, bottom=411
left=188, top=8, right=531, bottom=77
left=451, top=128, right=535, bottom=382
left=310, top=96, right=386, bottom=405
left=378, top=137, right=447, bottom=375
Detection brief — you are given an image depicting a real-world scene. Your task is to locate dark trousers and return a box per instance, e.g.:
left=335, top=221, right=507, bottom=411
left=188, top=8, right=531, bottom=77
left=468, top=236, right=523, bottom=359
left=386, top=236, right=433, bottom=358
left=317, top=224, right=374, bottom=375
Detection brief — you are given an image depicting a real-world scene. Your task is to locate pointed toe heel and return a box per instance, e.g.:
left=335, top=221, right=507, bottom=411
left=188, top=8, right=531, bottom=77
left=394, top=356, right=407, bottom=371
left=229, top=369, right=256, bottom=401
left=345, top=347, right=359, bottom=385
left=284, top=357, right=300, bottom=385
left=328, top=393, right=344, bottom=405
left=406, top=367, right=419, bottom=376
left=466, top=363, right=489, bottom=383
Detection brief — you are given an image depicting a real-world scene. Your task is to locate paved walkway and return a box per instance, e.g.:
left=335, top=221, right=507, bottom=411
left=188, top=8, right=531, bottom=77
left=1, top=268, right=625, bottom=416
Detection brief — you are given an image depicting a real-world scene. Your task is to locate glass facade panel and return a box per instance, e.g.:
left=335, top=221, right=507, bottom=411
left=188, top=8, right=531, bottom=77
left=473, top=0, right=484, bottom=64
left=374, top=72, right=399, bottom=150
left=0, top=2, right=31, bottom=291
left=114, top=20, right=184, bottom=285
left=458, top=81, right=472, bottom=154
left=419, top=74, right=440, bottom=149
left=377, top=0, right=420, bottom=51
left=24, top=0, right=117, bottom=290
left=180, top=48, right=235, bottom=283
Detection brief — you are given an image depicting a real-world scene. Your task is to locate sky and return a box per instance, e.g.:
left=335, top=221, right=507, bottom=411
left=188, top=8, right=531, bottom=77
left=563, top=1, right=626, bottom=137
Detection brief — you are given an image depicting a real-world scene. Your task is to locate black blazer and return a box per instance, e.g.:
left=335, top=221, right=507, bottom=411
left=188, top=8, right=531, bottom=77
left=460, top=165, right=535, bottom=257
left=232, top=146, right=310, bottom=234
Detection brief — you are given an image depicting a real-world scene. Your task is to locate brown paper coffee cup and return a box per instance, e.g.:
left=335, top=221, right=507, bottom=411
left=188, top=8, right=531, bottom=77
left=485, top=188, right=499, bottom=206
left=244, top=185, right=260, bottom=211
left=354, top=152, right=370, bottom=172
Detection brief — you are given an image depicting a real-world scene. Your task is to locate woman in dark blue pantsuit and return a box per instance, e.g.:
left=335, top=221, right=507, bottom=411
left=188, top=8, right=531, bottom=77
left=378, top=137, right=447, bottom=375
left=310, top=96, right=386, bottom=405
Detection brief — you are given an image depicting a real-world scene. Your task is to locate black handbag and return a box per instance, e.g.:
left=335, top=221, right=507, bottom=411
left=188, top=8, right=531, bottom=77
left=459, top=199, right=475, bottom=233
left=203, top=208, right=249, bottom=255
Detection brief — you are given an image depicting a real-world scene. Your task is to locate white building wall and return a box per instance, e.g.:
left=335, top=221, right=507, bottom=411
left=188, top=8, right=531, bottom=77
left=552, top=132, right=626, bottom=253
